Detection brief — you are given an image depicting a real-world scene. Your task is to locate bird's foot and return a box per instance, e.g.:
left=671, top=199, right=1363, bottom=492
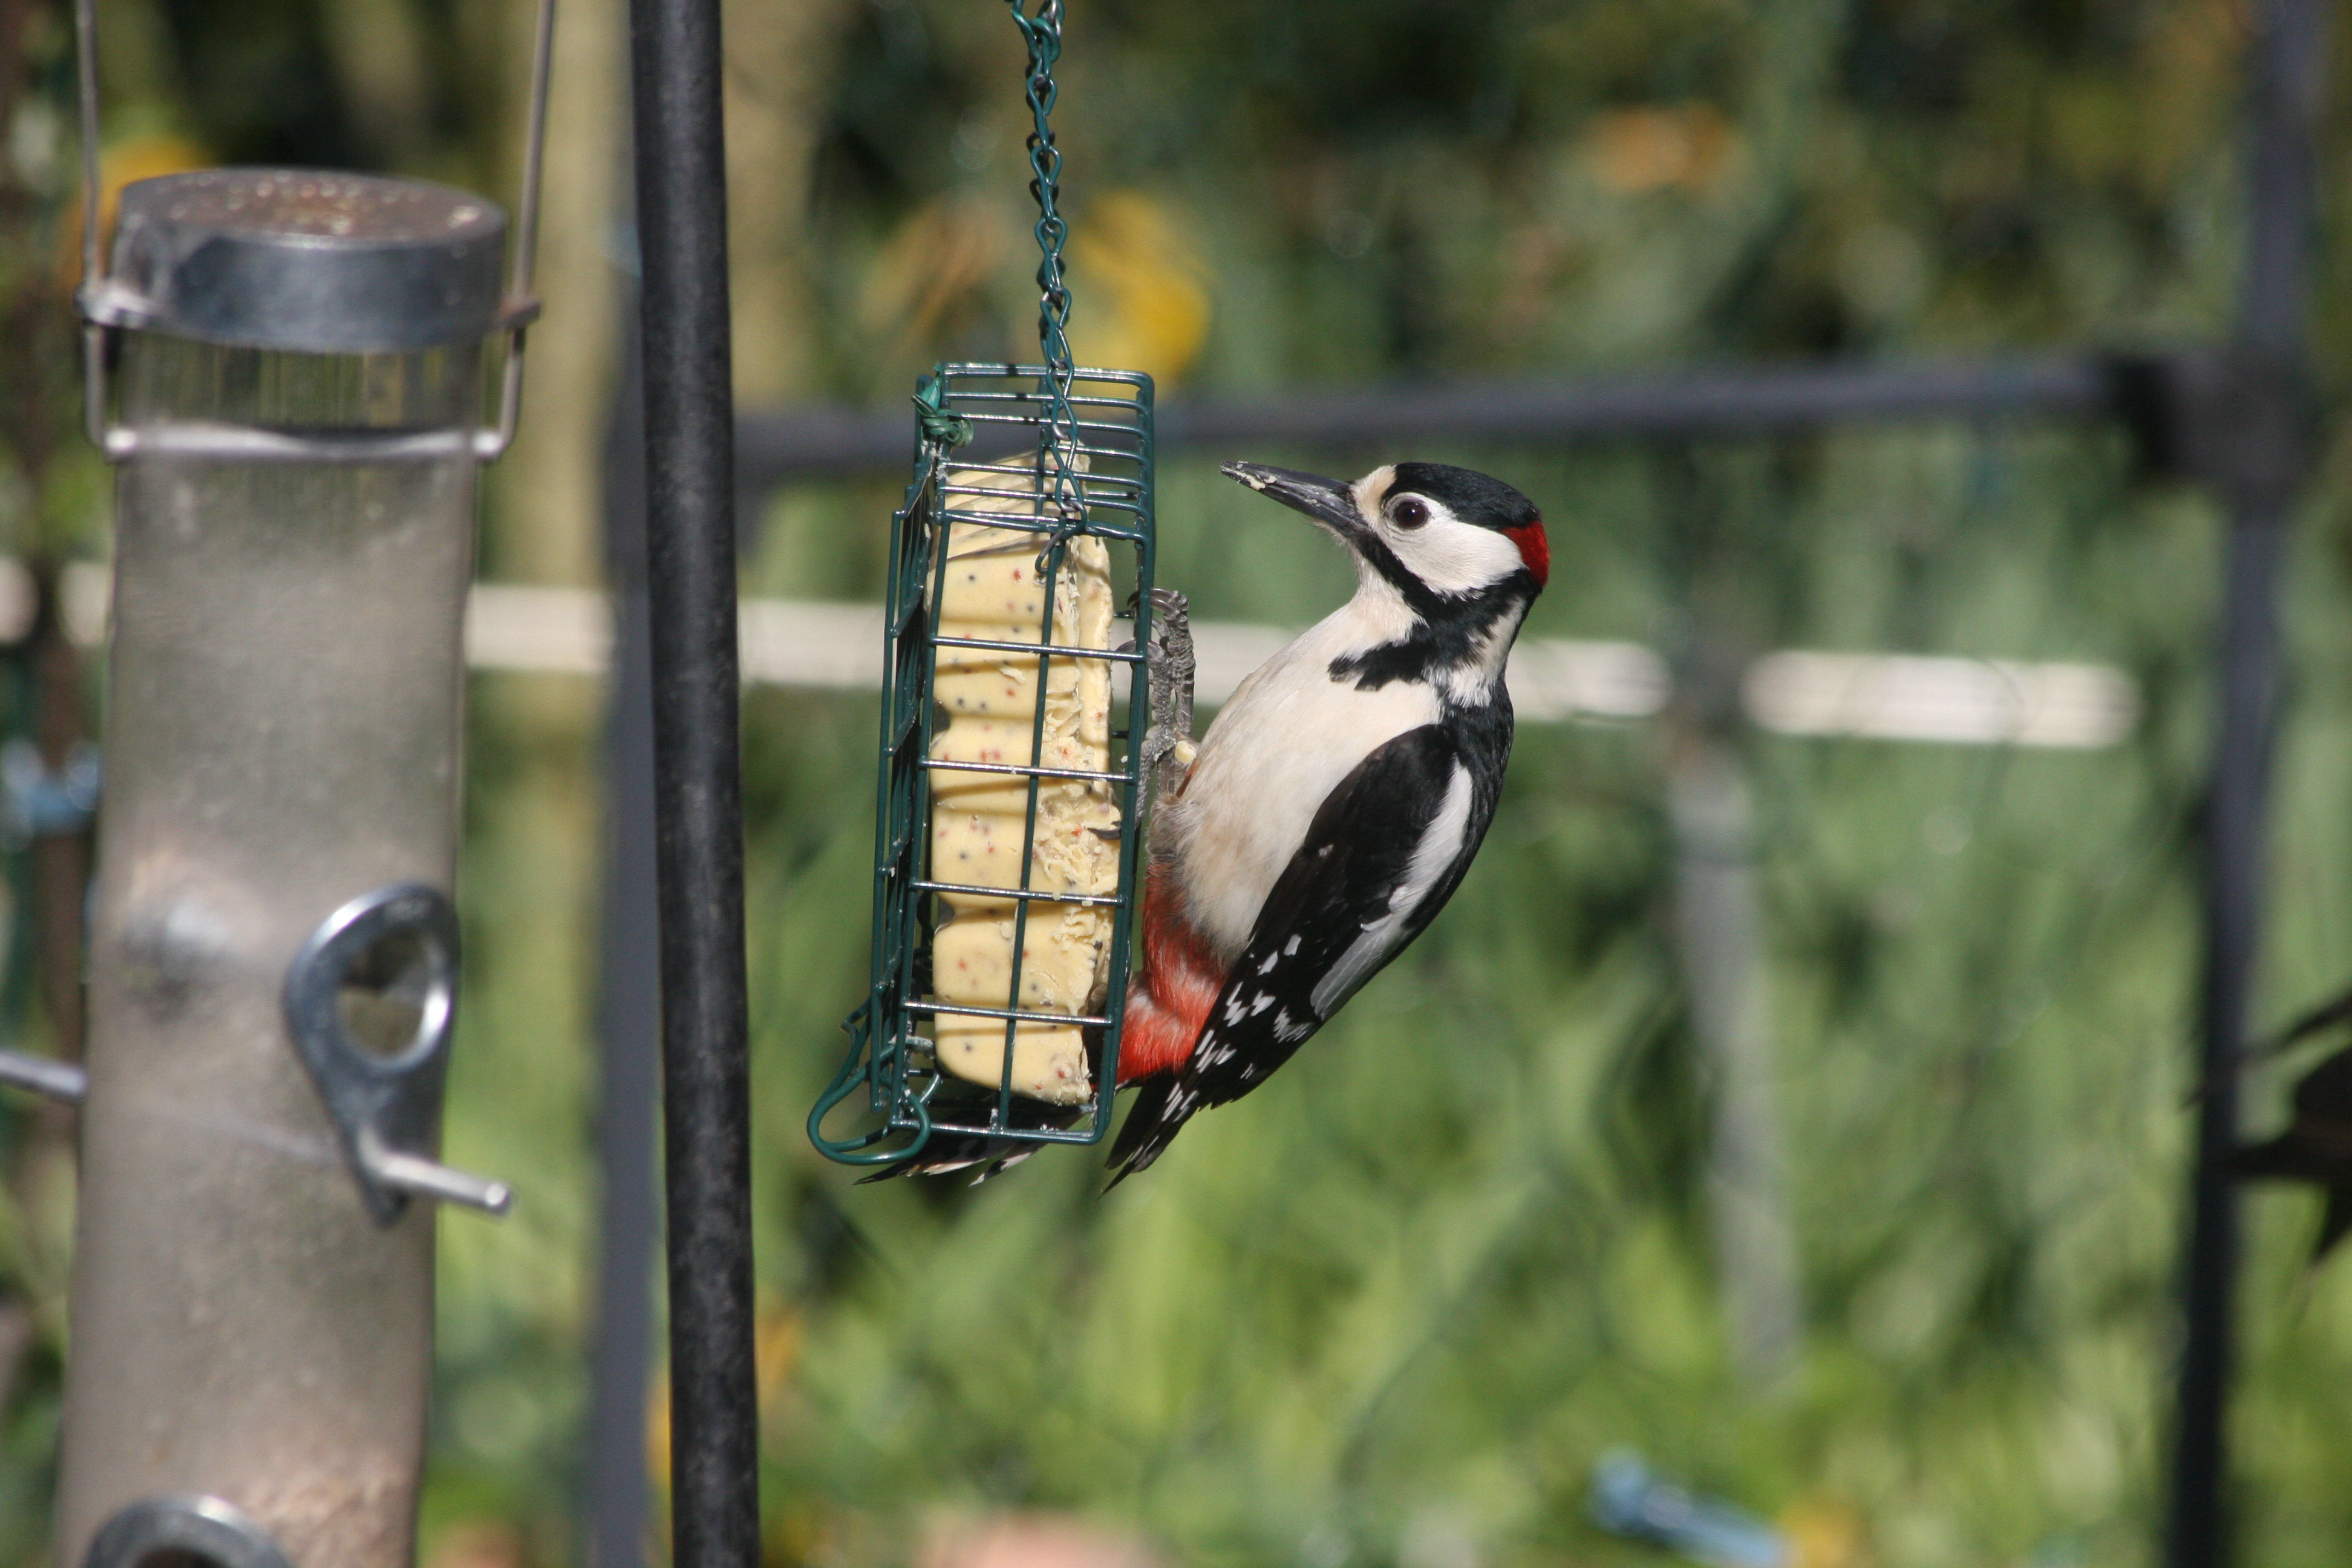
left=1140, top=589, right=1195, bottom=806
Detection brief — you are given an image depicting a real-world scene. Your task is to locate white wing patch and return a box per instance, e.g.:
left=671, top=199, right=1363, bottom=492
left=1309, top=760, right=1477, bottom=1018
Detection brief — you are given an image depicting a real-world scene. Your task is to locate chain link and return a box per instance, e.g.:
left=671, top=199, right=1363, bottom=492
left=1004, top=0, right=1085, bottom=528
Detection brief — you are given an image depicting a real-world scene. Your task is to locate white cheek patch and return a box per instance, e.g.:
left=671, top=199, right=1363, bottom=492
left=1388, top=515, right=1527, bottom=595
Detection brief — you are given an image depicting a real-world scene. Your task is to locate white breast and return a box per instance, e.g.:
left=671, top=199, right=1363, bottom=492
left=1159, top=599, right=1440, bottom=962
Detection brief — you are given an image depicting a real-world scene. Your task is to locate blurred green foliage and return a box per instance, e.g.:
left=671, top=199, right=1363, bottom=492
left=8, top=1, right=2352, bottom=1567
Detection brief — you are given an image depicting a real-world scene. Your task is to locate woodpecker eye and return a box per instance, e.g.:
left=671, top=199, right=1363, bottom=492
left=1390, top=497, right=1430, bottom=530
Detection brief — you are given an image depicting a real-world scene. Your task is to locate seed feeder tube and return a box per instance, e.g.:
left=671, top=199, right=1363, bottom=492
left=41, top=0, right=555, bottom=1555
left=46, top=169, right=506, bottom=1568
left=812, top=365, right=1156, bottom=1166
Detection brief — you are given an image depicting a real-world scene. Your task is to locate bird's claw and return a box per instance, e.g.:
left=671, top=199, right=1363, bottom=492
left=1140, top=589, right=1196, bottom=812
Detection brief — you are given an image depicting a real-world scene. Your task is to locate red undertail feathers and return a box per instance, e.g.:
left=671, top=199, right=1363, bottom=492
left=1117, top=866, right=1224, bottom=1084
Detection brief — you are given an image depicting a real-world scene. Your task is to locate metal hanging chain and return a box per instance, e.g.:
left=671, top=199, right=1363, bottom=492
left=1004, top=0, right=1085, bottom=529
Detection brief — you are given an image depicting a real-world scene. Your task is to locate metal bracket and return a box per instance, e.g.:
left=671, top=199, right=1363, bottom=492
left=2108, top=347, right=2318, bottom=510
left=85, top=1495, right=293, bottom=1568
left=0, top=1049, right=85, bottom=1102
left=70, top=0, right=555, bottom=465
left=283, top=884, right=511, bottom=1223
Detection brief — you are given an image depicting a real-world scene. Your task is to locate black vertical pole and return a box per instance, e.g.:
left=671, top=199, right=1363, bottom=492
left=2165, top=2, right=2325, bottom=1564
left=586, top=316, right=661, bottom=1568
left=627, top=0, right=760, bottom=1562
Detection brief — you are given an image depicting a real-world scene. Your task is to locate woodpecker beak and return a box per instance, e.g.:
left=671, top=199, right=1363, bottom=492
left=1221, top=462, right=1367, bottom=542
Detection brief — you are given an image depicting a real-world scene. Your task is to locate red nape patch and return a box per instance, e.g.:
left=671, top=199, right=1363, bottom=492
left=1117, top=869, right=1226, bottom=1083
left=1503, top=520, right=1549, bottom=589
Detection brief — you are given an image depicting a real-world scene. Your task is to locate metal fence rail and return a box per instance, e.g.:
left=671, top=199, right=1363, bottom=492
left=735, top=353, right=2143, bottom=487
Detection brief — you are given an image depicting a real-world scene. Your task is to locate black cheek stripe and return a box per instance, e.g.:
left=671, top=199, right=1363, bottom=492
left=1327, top=580, right=1535, bottom=691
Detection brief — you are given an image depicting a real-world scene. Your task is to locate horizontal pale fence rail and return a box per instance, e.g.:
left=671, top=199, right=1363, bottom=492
left=448, top=585, right=2132, bottom=750
left=20, top=569, right=2138, bottom=750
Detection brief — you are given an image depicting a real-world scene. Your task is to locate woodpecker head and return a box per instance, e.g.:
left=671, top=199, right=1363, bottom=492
left=1221, top=460, right=1549, bottom=611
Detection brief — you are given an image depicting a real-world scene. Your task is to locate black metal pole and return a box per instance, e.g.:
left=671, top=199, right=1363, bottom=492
left=586, top=315, right=661, bottom=1568
left=2165, top=1, right=2325, bottom=1564
left=627, top=0, right=759, bottom=1561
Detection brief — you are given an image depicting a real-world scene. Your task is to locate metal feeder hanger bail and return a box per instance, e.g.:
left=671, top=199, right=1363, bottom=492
left=71, top=0, right=555, bottom=464
left=812, top=0, right=1161, bottom=1169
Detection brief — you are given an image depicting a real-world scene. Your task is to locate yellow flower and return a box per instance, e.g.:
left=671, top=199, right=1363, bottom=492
left=1065, top=191, right=1212, bottom=389
left=59, top=134, right=211, bottom=286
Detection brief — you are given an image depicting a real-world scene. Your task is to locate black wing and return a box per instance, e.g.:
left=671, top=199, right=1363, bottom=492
left=1107, top=722, right=1500, bottom=1183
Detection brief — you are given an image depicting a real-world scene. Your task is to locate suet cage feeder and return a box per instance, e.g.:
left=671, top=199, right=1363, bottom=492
left=813, top=366, right=1156, bottom=1165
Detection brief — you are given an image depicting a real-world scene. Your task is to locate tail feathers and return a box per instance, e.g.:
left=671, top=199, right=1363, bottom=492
left=1104, top=1076, right=1198, bottom=1188
left=861, top=1075, right=1201, bottom=1189
left=855, top=1141, right=1043, bottom=1186
left=858, top=1096, right=1083, bottom=1184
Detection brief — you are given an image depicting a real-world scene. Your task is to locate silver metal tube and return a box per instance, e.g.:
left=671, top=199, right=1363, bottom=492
left=56, top=177, right=495, bottom=1568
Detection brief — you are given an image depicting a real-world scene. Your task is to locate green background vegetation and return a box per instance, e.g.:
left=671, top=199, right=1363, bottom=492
left=5, top=1, right=2352, bottom=1564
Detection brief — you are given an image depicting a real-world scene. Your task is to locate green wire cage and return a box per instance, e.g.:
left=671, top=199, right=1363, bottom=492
left=811, top=364, right=1156, bottom=1166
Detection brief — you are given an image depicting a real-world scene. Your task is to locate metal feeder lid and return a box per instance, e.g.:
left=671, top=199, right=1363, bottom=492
left=91, top=169, right=508, bottom=354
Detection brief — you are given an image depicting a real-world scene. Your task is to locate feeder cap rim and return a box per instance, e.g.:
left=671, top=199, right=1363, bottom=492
left=99, top=168, right=509, bottom=353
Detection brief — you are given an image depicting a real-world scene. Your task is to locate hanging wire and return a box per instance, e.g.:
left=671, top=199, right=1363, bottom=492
left=1003, top=0, right=1085, bottom=532
left=912, top=373, right=973, bottom=457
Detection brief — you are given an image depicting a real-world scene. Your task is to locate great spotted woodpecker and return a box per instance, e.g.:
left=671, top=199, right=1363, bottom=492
left=880, top=460, right=1547, bottom=1184
left=1105, top=460, right=1546, bottom=1180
